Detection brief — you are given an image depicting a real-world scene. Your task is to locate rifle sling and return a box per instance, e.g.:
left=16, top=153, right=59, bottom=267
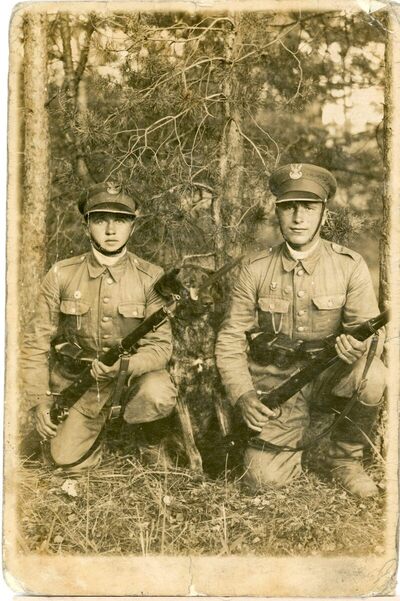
left=247, top=334, right=379, bottom=454
left=43, top=356, right=132, bottom=470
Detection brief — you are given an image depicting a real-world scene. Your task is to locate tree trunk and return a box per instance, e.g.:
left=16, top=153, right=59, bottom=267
left=379, top=11, right=400, bottom=311
left=21, top=13, right=50, bottom=325
left=59, top=12, right=94, bottom=185
left=214, top=14, right=244, bottom=267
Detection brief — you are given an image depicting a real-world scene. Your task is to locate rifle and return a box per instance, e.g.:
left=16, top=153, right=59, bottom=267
left=255, top=309, right=389, bottom=412
left=50, top=256, right=242, bottom=424
left=223, top=309, right=389, bottom=452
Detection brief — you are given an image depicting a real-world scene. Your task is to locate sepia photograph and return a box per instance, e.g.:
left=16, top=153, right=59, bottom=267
left=4, top=0, right=399, bottom=596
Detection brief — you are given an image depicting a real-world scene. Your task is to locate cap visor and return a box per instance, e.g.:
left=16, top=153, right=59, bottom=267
left=275, top=197, right=326, bottom=204
left=85, top=202, right=135, bottom=215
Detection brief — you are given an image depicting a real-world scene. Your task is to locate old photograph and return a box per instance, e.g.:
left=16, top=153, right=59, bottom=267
left=4, top=0, right=399, bottom=596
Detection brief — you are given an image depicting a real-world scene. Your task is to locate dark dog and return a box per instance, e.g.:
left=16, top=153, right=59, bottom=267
left=162, top=265, right=233, bottom=472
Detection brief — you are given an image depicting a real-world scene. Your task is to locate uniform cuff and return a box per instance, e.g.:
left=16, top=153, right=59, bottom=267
left=26, top=392, right=53, bottom=410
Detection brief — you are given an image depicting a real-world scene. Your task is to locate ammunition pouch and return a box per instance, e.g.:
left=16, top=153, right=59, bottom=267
left=52, top=339, right=97, bottom=379
left=246, top=329, right=330, bottom=369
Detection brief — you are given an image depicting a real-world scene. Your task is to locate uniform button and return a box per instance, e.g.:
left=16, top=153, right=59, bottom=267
left=80, top=256, right=85, bottom=261
left=102, top=316, right=110, bottom=322
left=298, top=310, right=305, bottom=316
left=297, top=269, right=304, bottom=276
left=269, top=304, right=274, bottom=310
left=106, top=277, right=113, bottom=285
left=284, top=287, right=291, bottom=294
left=132, top=310, right=138, bottom=316
left=297, top=326, right=305, bottom=332
left=297, top=290, right=305, bottom=298
left=103, top=297, right=109, bottom=303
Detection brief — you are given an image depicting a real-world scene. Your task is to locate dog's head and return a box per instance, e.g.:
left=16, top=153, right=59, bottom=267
left=164, top=264, right=225, bottom=323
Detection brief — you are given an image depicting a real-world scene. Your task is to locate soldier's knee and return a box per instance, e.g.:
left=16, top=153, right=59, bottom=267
left=49, top=438, right=102, bottom=469
left=359, top=359, right=386, bottom=406
left=243, top=447, right=302, bottom=490
left=332, top=357, right=386, bottom=406
left=135, top=371, right=176, bottom=404
left=124, top=370, right=176, bottom=424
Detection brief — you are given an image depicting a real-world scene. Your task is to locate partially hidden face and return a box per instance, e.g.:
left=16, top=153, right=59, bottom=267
left=276, top=201, right=326, bottom=250
left=86, top=212, right=135, bottom=251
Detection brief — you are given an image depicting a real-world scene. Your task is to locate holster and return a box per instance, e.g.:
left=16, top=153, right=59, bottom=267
left=52, top=338, right=97, bottom=379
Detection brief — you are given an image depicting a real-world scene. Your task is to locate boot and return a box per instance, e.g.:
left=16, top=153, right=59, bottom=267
left=326, top=441, right=378, bottom=498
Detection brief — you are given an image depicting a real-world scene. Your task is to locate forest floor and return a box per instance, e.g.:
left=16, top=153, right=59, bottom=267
left=16, top=414, right=387, bottom=557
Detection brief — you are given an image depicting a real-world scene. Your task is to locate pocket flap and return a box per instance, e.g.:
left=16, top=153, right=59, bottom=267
left=258, top=297, right=290, bottom=313
left=60, top=299, right=90, bottom=315
left=118, top=302, right=145, bottom=318
left=312, top=294, right=345, bottom=310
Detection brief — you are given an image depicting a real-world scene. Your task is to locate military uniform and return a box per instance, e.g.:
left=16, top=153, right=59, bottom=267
left=215, top=164, right=386, bottom=495
left=21, top=184, right=176, bottom=469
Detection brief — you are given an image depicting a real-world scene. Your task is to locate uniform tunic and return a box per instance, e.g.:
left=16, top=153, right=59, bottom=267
left=215, top=238, right=386, bottom=487
left=21, top=250, right=175, bottom=422
left=216, top=238, right=382, bottom=404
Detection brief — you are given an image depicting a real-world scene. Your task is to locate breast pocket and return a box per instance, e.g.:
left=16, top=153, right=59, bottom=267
left=312, top=294, right=345, bottom=335
left=60, top=299, right=91, bottom=334
left=118, top=302, right=146, bottom=336
left=258, top=296, right=290, bottom=333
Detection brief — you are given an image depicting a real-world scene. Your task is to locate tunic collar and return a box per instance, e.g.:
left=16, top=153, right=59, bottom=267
left=87, top=250, right=130, bottom=282
left=281, top=239, right=322, bottom=274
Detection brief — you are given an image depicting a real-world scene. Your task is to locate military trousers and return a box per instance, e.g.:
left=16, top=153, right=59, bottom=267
left=242, top=354, right=386, bottom=490
left=48, top=369, right=176, bottom=472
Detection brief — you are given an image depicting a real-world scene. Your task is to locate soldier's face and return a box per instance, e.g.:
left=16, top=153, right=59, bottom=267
left=276, top=201, right=326, bottom=250
left=86, top=212, right=135, bottom=252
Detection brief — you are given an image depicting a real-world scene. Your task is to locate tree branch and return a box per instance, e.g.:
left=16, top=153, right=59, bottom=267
left=59, top=12, right=76, bottom=97
left=75, top=16, right=95, bottom=83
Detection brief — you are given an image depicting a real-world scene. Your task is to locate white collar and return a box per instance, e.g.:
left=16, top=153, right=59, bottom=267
left=286, top=238, right=320, bottom=261
left=92, top=246, right=127, bottom=267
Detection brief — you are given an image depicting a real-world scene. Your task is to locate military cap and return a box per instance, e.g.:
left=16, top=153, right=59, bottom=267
left=78, top=182, right=137, bottom=216
left=269, top=163, right=337, bottom=204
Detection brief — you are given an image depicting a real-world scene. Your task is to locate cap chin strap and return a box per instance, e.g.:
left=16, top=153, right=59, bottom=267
left=286, top=204, right=326, bottom=251
left=90, top=237, right=128, bottom=257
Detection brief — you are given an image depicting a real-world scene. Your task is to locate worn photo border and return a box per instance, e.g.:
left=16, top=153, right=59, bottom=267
left=3, top=0, right=400, bottom=596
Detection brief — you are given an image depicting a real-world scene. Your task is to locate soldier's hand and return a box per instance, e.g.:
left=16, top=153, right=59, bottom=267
left=335, top=333, right=367, bottom=365
left=90, top=358, right=121, bottom=381
left=35, top=401, right=58, bottom=439
left=237, top=390, right=276, bottom=432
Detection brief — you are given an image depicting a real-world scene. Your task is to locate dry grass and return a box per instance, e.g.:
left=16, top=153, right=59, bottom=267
left=17, top=428, right=386, bottom=557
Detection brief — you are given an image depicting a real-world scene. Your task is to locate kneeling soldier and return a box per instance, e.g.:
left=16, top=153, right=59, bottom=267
left=215, top=163, right=386, bottom=498
left=21, top=182, right=176, bottom=472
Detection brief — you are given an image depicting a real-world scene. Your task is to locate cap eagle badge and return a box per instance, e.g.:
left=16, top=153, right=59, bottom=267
left=106, top=182, right=122, bottom=195
left=289, top=164, right=303, bottom=180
